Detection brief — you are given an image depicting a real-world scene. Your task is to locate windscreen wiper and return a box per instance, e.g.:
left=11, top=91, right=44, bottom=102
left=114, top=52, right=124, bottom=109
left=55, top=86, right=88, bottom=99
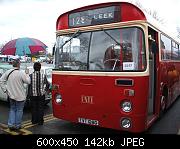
left=59, top=30, right=81, bottom=49
left=102, top=28, right=122, bottom=48
left=53, top=30, right=80, bottom=56
left=55, top=30, right=81, bottom=69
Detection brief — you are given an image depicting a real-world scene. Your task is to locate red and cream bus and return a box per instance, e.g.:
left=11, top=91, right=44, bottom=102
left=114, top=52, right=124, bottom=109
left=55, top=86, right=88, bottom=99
left=52, top=2, right=180, bottom=132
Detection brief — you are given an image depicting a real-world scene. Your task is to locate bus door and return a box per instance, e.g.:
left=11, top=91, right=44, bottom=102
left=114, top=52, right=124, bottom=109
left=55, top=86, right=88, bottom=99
left=147, top=28, right=158, bottom=117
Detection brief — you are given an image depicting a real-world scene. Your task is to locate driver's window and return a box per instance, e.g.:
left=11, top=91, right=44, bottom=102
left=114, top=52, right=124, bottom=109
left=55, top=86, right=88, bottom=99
left=89, top=29, right=120, bottom=71
left=103, top=44, right=121, bottom=71
left=122, top=42, right=132, bottom=62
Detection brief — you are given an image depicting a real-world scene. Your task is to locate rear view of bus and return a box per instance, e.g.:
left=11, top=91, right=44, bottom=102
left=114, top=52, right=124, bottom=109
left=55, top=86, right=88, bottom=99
left=52, top=2, right=151, bottom=132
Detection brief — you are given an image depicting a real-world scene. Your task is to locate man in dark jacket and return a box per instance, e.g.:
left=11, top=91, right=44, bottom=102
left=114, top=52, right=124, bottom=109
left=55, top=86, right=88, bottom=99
left=28, top=62, right=50, bottom=125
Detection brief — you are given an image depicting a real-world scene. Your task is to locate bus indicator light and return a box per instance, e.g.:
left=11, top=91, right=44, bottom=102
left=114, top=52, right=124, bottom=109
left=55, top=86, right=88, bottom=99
left=124, top=89, right=135, bottom=97
left=55, top=94, right=63, bottom=104
left=52, top=84, right=59, bottom=91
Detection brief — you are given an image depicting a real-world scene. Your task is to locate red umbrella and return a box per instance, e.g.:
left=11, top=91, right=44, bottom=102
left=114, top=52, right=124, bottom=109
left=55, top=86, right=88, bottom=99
left=1, top=37, right=47, bottom=56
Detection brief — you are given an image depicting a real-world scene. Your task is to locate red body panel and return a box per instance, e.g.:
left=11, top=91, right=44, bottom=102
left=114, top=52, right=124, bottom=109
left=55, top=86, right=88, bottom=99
left=52, top=74, right=149, bottom=132
left=159, top=61, right=180, bottom=107
left=121, top=3, right=146, bottom=22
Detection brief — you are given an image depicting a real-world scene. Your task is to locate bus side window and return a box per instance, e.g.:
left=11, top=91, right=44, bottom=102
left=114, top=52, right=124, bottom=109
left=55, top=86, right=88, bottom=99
left=161, top=40, right=166, bottom=60
left=160, top=34, right=171, bottom=60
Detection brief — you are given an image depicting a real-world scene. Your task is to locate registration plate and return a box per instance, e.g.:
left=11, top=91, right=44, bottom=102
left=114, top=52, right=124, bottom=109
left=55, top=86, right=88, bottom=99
left=78, top=117, right=99, bottom=126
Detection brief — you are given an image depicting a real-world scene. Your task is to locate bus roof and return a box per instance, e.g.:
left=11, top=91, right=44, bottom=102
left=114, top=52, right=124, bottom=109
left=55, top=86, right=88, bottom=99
left=56, top=2, right=146, bottom=30
left=56, top=1, right=179, bottom=44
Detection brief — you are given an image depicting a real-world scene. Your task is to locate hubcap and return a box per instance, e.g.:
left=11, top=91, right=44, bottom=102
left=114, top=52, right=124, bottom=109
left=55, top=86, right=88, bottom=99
left=161, top=96, right=166, bottom=111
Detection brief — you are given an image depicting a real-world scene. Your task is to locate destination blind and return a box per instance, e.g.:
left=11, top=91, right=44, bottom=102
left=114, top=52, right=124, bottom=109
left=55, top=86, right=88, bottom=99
left=69, top=6, right=120, bottom=28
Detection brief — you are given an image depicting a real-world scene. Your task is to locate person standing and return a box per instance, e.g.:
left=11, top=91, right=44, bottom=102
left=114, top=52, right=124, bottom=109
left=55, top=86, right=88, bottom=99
left=0, top=59, right=30, bottom=131
left=28, top=62, right=50, bottom=125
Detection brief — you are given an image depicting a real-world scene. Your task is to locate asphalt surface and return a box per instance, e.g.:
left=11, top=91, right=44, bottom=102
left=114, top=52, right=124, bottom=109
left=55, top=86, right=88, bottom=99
left=147, top=97, right=180, bottom=134
left=0, top=97, right=180, bottom=135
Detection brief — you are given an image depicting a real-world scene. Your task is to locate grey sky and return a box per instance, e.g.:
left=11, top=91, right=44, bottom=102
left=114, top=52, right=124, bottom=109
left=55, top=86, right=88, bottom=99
left=0, top=0, right=180, bottom=53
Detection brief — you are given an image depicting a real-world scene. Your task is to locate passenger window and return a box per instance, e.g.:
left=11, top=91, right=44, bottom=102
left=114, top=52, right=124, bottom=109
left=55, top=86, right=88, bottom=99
left=161, top=34, right=171, bottom=60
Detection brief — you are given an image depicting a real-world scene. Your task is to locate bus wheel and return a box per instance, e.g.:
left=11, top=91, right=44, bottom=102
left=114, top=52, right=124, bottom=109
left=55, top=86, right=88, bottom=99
left=160, top=86, right=168, bottom=117
left=160, top=95, right=167, bottom=118
left=160, top=95, right=166, bottom=112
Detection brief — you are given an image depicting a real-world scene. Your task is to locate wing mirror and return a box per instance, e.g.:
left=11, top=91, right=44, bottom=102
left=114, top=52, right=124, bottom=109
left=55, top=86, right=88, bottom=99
left=52, top=44, right=56, bottom=56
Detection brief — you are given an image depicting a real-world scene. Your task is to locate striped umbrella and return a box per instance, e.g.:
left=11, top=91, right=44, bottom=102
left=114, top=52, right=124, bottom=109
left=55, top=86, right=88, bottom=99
left=1, top=37, right=47, bottom=56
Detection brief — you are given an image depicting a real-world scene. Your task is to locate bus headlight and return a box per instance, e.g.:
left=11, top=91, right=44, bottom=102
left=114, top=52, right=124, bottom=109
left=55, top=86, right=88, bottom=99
left=121, top=118, right=131, bottom=129
left=55, top=94, right=62, bottom=104
left=121, top=101, right=132, bottom=112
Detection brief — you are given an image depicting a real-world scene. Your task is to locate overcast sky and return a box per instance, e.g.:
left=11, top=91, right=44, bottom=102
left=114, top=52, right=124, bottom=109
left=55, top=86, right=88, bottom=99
left=0, top=0, right=180, bottom=53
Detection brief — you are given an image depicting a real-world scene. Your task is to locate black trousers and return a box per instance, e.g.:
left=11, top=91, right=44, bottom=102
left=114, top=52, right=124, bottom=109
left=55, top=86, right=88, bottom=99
left=30, top=95, right=45, bottom=124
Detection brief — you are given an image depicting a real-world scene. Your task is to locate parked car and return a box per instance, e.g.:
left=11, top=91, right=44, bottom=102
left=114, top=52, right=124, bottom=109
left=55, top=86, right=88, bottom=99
left=0, top=64, right=53, bottom=106
left=0, top=64, right=13, bottom=101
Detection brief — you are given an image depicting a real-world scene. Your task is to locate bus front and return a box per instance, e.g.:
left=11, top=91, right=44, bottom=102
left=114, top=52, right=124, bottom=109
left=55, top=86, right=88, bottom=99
left=52, top=2, right=149, bottom=132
